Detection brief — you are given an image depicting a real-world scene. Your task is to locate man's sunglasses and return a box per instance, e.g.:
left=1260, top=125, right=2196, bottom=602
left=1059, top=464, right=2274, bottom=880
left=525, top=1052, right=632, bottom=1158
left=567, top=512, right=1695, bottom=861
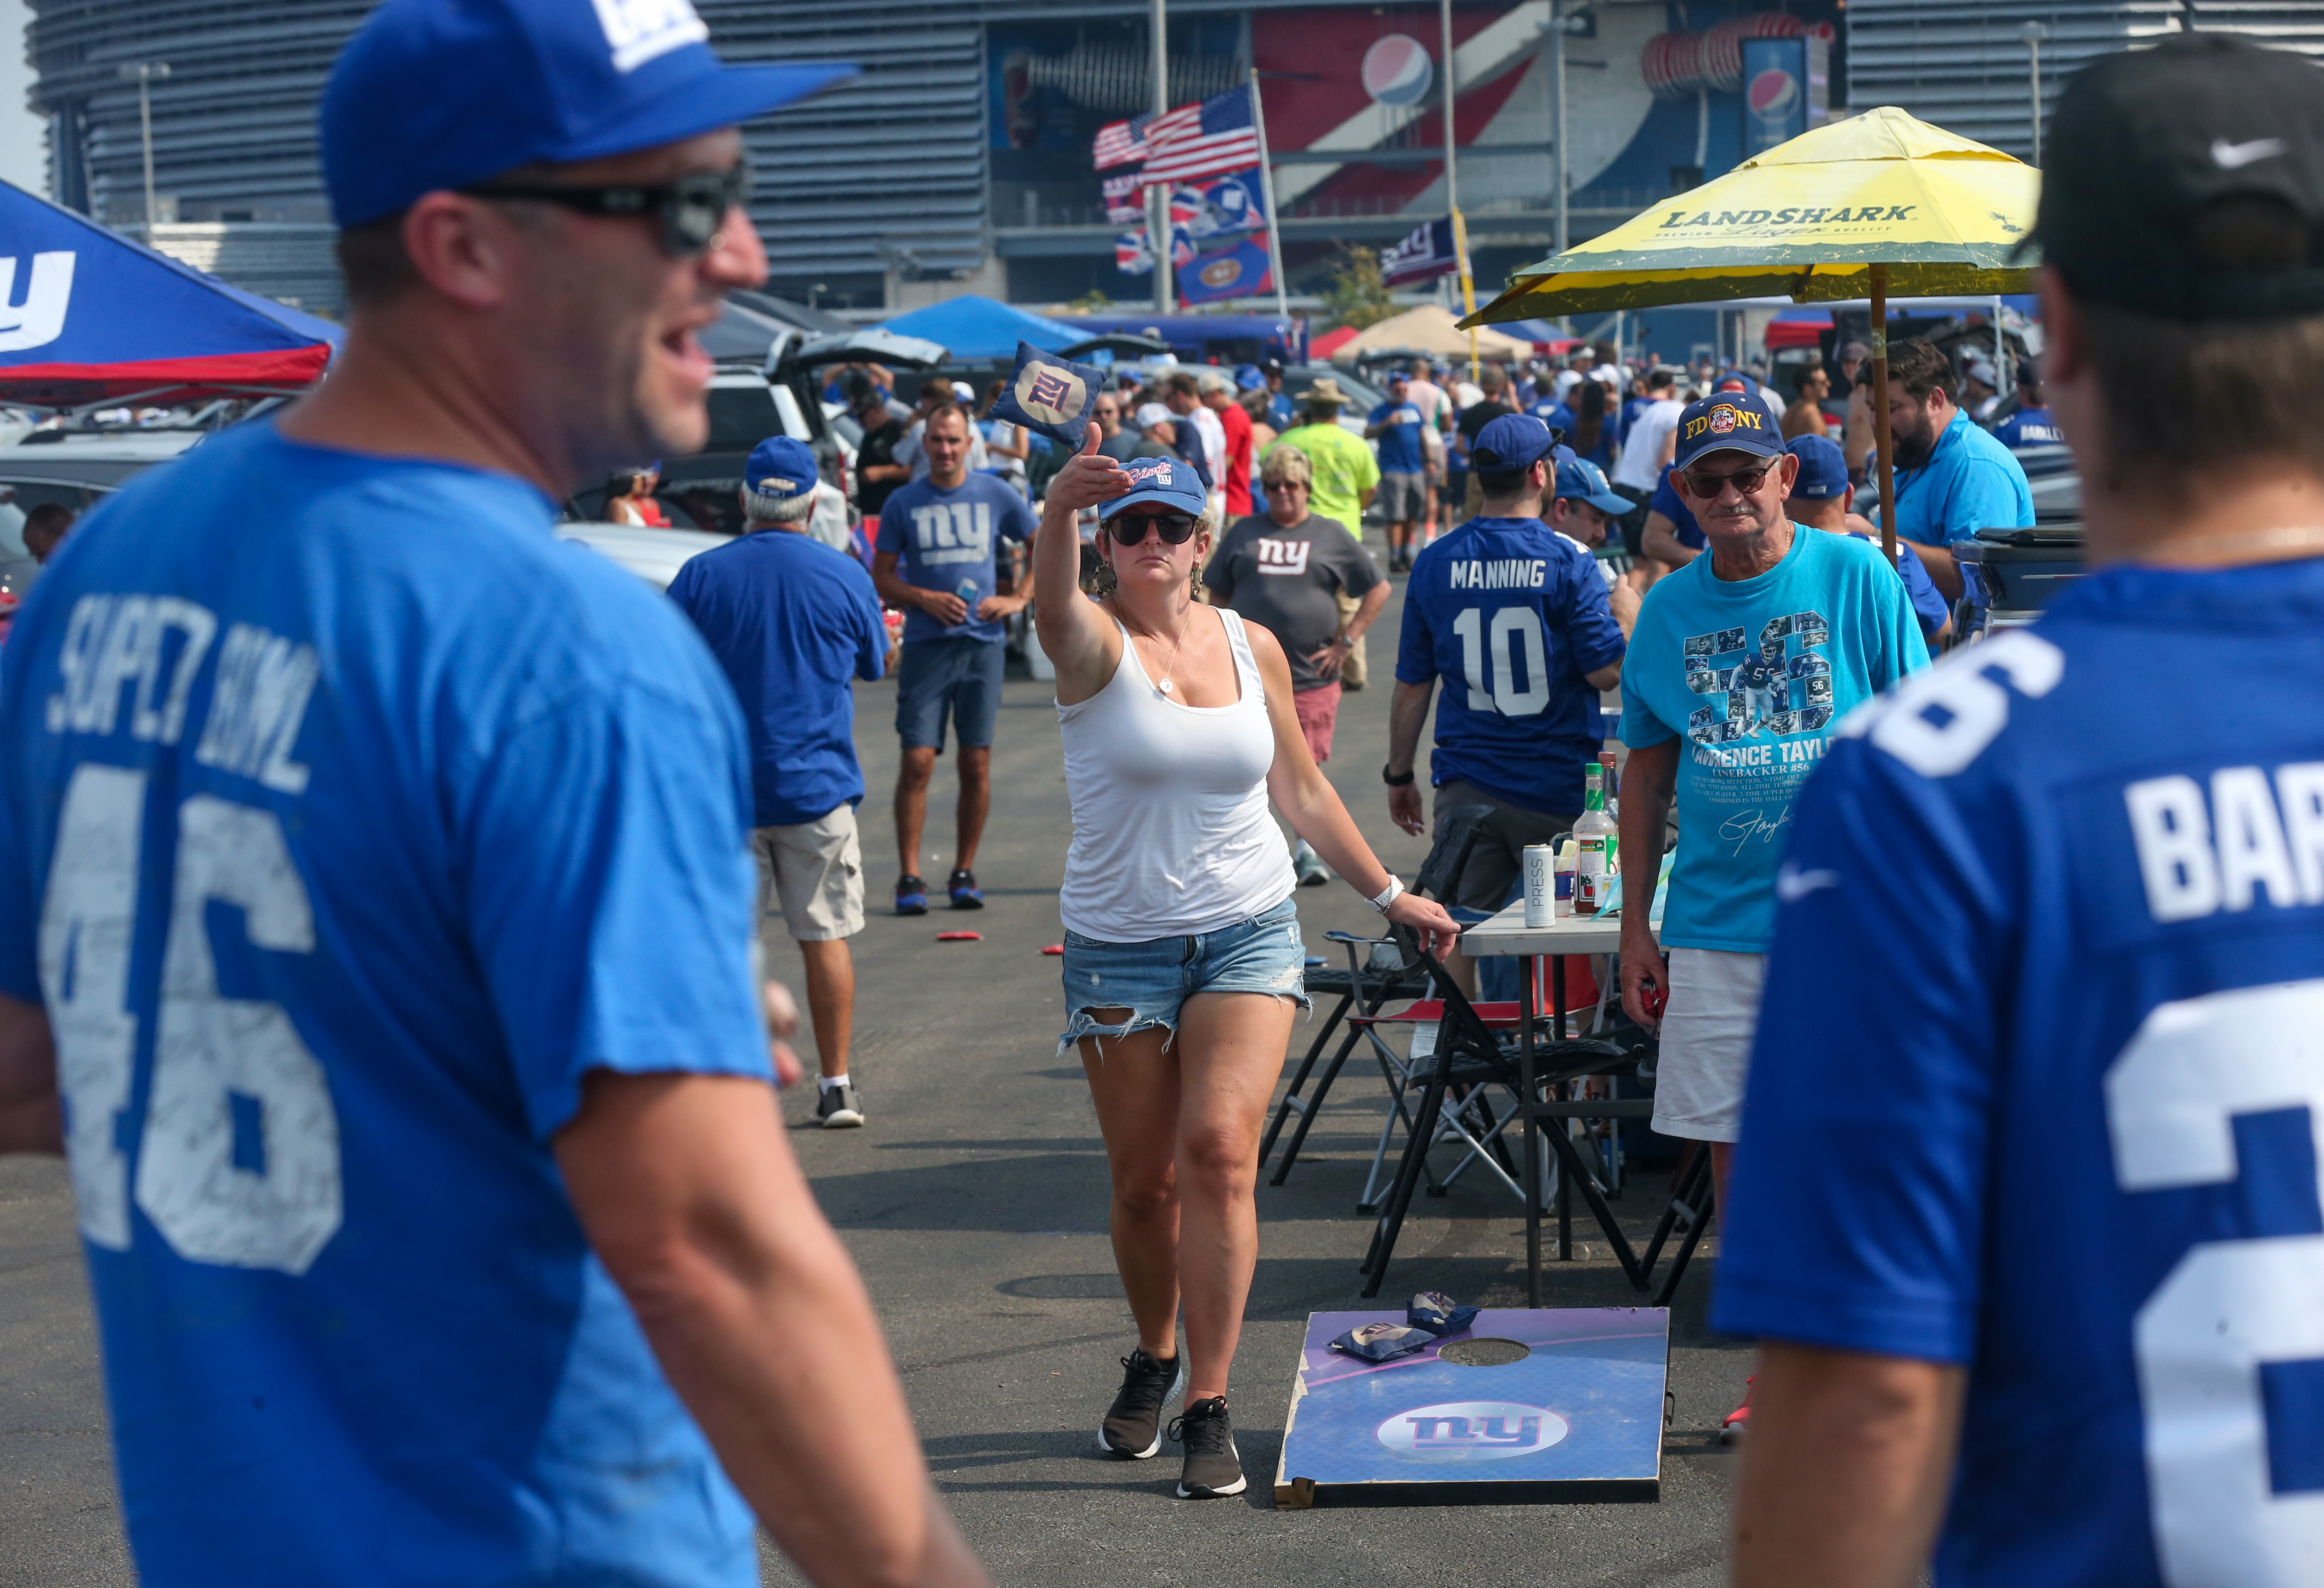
left=1104, top=512, right=1200, bottom=545
left=463, top=162, right=751, bottom=257
left=1680, top=461, right=1777, bottom=499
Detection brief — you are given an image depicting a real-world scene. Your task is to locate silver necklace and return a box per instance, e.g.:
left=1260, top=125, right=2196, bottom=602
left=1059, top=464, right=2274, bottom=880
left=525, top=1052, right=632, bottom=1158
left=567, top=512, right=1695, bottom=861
left=1134, top=609, right=1195, bottom=695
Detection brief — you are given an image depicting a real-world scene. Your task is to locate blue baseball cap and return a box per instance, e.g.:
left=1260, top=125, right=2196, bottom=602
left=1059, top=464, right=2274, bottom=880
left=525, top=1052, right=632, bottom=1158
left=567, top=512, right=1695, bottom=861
left=745, top=435, right=817, bottom=499
left=1553, top=457, right=1632, bottom=516
left=1784, top=435, right=1850, bottom=501
left=1235, top=363, right=1266, bottom=392
left=1097, top=455, right=1207, bottom=519
left=1470, top=413, right=1559, bottom=476
left=1672, top=393, right=1785, bottom=472
left=321, top=0, right=859, bottom=227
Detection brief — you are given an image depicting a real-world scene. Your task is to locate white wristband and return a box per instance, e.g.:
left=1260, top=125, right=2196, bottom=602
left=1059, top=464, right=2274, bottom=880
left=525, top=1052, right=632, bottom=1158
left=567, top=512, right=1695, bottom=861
left=1369, top=876, right=1405, bottom=914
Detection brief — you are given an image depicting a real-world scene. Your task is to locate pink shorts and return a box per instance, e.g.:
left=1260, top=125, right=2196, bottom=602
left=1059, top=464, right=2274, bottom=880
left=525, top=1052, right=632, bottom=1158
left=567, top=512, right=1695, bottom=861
left=1293, top=682, right=1342, bottom=764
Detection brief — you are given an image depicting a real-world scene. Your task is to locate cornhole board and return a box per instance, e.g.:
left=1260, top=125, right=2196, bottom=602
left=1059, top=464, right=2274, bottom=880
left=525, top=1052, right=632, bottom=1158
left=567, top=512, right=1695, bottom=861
left=1273, top=1307, right=1668, bottom=1508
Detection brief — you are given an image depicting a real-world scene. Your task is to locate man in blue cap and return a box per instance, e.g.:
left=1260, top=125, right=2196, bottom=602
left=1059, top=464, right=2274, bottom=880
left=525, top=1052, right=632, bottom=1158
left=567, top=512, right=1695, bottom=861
left=669, top=437, right=888, bottom=1133
left=1783, top=433, right=1952, bottom=645
left=1614, top=391, right=1927, bottom=1445
left=1387, top=413, right=1628, bottom=987
left=0, top=2, right=985, bottom=1584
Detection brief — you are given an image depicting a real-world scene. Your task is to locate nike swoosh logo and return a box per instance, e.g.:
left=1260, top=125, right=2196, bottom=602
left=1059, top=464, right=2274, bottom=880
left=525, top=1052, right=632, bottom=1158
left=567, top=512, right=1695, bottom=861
left=1775, top=862, right=1840, bottom=904
left=2212, top=136, right=2288, bottom=170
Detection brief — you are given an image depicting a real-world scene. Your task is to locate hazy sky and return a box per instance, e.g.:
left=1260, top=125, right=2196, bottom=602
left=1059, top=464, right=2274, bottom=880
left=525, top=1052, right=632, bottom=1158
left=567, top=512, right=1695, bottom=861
left=2, top=0, right=45, bottom=193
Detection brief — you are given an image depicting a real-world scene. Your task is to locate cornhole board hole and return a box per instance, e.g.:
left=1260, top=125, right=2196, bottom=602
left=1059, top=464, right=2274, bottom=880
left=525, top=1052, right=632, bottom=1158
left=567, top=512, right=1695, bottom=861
left=1274, top=1307, right=1668, bottom=1508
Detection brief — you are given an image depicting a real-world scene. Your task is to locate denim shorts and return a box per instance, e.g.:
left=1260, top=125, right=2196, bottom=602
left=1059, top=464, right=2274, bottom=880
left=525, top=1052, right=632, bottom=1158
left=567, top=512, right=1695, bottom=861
left=896, top=635, right=1005, bottom=752
left=1058, top=896, right=1310, bottom=1056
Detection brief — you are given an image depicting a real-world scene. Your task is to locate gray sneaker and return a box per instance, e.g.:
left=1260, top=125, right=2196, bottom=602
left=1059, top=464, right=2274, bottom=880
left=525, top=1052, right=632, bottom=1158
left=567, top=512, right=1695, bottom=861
left=1170, top=1395, right=1246, bottom=1498
left=815, top=1083, right=864, bottom=1129
left=1292, top=845, right=1332, bottom=888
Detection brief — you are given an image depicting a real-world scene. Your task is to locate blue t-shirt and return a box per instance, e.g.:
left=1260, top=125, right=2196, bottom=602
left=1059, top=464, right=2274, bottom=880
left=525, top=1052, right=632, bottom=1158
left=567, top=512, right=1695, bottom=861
left=874, top=473, right=1036, bottom=645
left=669, top=528, right=888, bottom=829
left=0, top=424, right=767, bottom=1585
left=1991, top=405, right=2063, bottom=448
left=1882, top=409, right=2036, bottom=548
left=1620, top=525, right=1927, bottom=951
left=1395, top=516, right=1626, bottom=815
left=1717, top=558, right=2324, bottom=1588
left=1369, top=399, right=1426, bottom=473
left=1847, top=530, right=1951, bottom=641
left=1648, top=465, right=1707, bottom=549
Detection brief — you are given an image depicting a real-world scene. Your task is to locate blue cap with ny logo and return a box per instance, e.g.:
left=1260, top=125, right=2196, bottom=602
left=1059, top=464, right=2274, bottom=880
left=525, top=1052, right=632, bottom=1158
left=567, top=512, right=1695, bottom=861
left=321, top=0, right=858, bottom=228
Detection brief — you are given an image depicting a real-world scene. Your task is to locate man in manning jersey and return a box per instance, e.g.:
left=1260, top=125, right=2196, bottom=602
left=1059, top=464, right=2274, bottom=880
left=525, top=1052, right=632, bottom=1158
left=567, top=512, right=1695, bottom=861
left=1387, top=414, right=1629, bottom=988
left=1720, top=36, right=2324, bottom=1588
left=0, top=1, right=984, bottom=1584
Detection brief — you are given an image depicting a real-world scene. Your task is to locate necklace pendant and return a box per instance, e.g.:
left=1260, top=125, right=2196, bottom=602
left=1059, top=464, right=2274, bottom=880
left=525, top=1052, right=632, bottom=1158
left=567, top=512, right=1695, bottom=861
left=1158, top=679, right=1173, bottom=694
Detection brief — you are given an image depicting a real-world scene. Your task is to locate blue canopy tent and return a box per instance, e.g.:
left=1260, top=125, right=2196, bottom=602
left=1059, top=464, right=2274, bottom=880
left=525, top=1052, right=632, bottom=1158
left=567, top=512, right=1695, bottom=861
left=0, top=179, right=341, bottom=409
left=876, top=295, right=1081, bottom=362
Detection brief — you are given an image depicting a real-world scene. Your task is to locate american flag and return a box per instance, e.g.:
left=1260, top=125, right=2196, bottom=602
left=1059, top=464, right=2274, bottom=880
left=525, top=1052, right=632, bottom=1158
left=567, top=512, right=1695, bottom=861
left=1092, top=113, right=1152, bottom=171
left=1140, top=87, right=1260, bottom=186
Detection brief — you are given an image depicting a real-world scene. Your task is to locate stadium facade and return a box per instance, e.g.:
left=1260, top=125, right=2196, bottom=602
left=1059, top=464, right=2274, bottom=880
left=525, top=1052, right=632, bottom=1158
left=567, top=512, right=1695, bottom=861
left=23, top=0, right=2324, bottom=315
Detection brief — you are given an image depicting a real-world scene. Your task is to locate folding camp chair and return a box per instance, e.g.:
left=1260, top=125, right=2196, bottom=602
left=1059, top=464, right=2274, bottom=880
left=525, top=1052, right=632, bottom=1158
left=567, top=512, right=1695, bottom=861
left=1357, top=924, right=1643, bottom=1299
left=1637, top=1140, right=1715, bottom=1305
left=1258, top=805, right=1490, bottom=1192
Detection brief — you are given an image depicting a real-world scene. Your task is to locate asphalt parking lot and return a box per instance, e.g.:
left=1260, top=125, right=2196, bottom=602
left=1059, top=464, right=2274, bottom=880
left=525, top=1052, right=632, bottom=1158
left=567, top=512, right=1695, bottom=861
left=0, top=559, right=1743, bottom=1588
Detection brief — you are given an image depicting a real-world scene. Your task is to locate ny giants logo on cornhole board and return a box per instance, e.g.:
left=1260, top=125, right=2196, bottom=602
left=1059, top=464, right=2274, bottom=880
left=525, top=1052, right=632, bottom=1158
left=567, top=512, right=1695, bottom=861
left=1375, top=1401, right=1570, bottom=1463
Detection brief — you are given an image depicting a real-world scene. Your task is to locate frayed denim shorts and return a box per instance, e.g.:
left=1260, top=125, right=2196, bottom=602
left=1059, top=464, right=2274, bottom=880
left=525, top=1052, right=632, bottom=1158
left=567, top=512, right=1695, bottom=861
left=1058, top=896, right=1310, bottom=1056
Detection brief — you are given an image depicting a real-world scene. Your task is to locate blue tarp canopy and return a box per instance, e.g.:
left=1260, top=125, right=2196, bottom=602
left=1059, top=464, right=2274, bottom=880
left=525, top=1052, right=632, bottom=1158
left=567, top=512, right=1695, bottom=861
left=877, top=295, right=1081, bottom=362
left=0, top=179, right=341, bottom=408
left=1052, top=311, right=1303, bottom=363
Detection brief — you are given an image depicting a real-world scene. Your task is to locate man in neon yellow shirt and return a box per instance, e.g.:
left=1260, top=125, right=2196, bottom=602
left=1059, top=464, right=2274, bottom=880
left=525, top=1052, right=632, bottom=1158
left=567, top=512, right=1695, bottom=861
left=1264, top=377, right=1381, bottom=683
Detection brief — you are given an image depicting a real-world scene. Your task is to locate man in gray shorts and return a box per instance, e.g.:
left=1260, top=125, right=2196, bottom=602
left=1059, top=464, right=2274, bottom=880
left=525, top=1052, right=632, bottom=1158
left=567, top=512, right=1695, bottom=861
left=669, top=437, right=889, bottom=1128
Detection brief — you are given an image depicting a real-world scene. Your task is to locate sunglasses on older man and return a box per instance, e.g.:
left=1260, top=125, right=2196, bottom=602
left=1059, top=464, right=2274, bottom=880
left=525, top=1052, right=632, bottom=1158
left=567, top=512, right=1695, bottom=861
left=464, top=161, right=751, bottom=258
left=1104, top=512, right=1200, bottom=545
left=1680, top=461, right=1778, bottom=499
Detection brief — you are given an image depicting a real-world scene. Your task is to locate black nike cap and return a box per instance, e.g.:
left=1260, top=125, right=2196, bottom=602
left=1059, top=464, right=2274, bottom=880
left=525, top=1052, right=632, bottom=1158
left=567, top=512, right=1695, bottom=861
left=2033, top=34, right=2324, bottom=322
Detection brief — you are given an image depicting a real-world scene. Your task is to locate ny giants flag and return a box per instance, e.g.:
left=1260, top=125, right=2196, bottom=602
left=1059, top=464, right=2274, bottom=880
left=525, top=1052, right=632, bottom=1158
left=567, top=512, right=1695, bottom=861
left=1103, top=173, right=1145, bottom=225
left=1141, top=86, right=1260, bottom=186
left=1381, top=217, right=1459, bottom=286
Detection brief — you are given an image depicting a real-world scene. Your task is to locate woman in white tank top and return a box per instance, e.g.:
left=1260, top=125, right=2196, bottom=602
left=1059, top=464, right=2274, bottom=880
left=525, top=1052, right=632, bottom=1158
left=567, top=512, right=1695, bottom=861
left=1032, top=436, right=1459, bottom=1499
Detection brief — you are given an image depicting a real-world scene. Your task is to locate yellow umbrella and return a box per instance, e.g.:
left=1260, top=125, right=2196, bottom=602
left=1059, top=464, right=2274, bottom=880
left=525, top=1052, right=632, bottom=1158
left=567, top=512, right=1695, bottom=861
left=1461, top=107, right=2041, bottom=561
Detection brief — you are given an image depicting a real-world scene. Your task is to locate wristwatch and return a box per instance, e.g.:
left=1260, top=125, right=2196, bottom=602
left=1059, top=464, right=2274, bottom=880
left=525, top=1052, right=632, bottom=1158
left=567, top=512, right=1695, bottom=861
left=1382, top=764, right=1416, bottom=787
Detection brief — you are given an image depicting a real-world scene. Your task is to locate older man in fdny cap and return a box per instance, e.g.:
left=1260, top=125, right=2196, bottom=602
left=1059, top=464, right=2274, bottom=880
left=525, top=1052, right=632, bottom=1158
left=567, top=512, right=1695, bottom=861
left=1611, top=386, right=1929, bottom=1442
left=0, top=3, right=986, bottom=1586
left=1718, top=35, right=2324, bottom=1588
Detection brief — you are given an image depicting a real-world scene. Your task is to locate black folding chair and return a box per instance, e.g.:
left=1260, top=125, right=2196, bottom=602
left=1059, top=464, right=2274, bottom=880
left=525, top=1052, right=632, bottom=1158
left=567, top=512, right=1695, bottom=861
left=1258, top=805, right=1490, bottom=1197
left=1358, top=926, right=1646, bottom=1298
left=1637, top=1140, right=1715, bottom=1305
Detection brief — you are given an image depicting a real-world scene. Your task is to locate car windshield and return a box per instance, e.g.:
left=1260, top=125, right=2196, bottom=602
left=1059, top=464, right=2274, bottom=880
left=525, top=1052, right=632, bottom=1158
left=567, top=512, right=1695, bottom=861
left=706, top=383, right=784, bottom=453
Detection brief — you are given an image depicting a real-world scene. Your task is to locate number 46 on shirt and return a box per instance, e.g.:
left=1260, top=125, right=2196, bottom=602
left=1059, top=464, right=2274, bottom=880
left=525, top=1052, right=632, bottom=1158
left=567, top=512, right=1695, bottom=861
left=40, top=764, right=341, bottom=1276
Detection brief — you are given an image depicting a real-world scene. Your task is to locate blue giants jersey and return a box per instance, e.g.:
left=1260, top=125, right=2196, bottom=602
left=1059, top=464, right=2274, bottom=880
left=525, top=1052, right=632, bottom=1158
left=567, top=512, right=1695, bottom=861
left=1717, top=558, right=2324, bottom=1587
left=0, top=423, right=770, bottom=1586
left=1395, top=516, right=1625, bottom=815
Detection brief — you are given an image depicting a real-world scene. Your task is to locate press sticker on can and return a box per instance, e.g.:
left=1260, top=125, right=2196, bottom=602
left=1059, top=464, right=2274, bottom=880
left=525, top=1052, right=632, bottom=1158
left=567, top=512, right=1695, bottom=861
left=1522, top=845, right=1556, bottom=928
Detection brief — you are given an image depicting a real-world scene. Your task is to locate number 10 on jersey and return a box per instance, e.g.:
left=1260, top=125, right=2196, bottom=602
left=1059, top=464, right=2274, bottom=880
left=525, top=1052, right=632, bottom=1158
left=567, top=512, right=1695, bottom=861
left=39, top=764, right=342, bottom=1276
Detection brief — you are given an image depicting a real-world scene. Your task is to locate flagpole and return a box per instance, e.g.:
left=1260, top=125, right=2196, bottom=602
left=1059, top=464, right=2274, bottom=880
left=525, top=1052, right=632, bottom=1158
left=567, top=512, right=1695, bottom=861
left=1440, top=0, right=1477, bottom=380
left=1248, top=68, right=1291, bottom=324
left=1151, top=0, right=1173, bottom=315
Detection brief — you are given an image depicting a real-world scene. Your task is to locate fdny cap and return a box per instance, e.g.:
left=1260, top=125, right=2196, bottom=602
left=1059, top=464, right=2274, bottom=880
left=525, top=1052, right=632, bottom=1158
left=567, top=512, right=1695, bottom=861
left=2031, top=34, right=2324, bottom=322
left=1098, top=455, right=1207, bottom=519
left=1470, top=413, right=1560, bottom=476
left=745, top=434, right=817, bottom=499
left=1672, top=392, right=1784, bottom=472
left=321, top=0, right=857, bottom=227
left=1552, top=457, right=1632, bottom=516
left=1783, top=434, right=1851, bottom=501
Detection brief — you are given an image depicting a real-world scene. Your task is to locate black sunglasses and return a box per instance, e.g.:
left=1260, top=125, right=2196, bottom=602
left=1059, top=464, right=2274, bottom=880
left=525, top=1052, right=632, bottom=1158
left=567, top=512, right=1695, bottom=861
left=1104, top=512, right=1200, bottom=546
left=463, top=162, right=751, bottom=257
left=1681, top=461, right=1777, bottom=499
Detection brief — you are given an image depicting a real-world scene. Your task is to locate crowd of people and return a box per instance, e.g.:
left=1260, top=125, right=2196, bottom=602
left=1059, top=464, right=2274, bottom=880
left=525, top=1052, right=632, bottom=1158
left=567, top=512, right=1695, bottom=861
left=0, top=2, right=2318, bottom=1585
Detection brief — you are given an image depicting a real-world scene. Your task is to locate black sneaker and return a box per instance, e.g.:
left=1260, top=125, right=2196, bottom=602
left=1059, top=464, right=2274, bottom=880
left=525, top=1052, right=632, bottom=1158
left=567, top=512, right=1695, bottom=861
left=946, top=868, right=984, bottom=909
left=815, top=1083, right=864, bottom=1129
left=1098, top=1347, right=1182, bottom=1459
left=1169, top=1395, right=1246, bottom=1498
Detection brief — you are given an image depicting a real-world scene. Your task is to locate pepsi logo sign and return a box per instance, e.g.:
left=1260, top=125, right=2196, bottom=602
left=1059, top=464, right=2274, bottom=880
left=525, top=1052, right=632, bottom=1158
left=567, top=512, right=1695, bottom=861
left=1361, top=35, right=1434, bottom=108
left=1747, top=66, right=1798, bottom=124
left=1375, top=1401, right=1570, bottom=1463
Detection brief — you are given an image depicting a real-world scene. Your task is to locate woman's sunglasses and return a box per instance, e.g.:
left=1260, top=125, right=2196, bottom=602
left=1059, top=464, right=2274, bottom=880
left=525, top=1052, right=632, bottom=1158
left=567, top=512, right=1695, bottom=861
left=463, top=162, right=751, bottom=258
left=1105, top=513, right=1200, bottom=546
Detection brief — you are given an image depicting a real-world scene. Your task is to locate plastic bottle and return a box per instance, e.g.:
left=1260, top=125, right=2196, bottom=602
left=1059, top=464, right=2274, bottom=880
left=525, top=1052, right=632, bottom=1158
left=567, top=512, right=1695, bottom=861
left=1573, top=760, right=1620, bottom=916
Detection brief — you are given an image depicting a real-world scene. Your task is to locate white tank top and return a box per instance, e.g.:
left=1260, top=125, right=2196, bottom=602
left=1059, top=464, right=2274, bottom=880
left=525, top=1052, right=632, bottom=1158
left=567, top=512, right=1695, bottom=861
left=1057, top=607, right=1297, bottom=942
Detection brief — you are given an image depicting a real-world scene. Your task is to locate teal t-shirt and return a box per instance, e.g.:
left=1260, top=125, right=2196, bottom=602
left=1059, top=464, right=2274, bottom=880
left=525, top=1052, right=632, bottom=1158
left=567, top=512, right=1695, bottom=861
left=1621, top=525, right=1929, bottom=952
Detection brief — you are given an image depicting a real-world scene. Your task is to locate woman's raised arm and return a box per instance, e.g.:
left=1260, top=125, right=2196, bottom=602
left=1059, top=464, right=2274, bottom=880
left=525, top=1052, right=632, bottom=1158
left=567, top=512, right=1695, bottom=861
left=1032, top=426, right=1134, bottom=699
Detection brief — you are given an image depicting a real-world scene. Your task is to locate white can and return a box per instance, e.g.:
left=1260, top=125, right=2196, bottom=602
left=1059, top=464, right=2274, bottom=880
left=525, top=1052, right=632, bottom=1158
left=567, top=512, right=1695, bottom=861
left=1522, top=844, right=1557, bottom=927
